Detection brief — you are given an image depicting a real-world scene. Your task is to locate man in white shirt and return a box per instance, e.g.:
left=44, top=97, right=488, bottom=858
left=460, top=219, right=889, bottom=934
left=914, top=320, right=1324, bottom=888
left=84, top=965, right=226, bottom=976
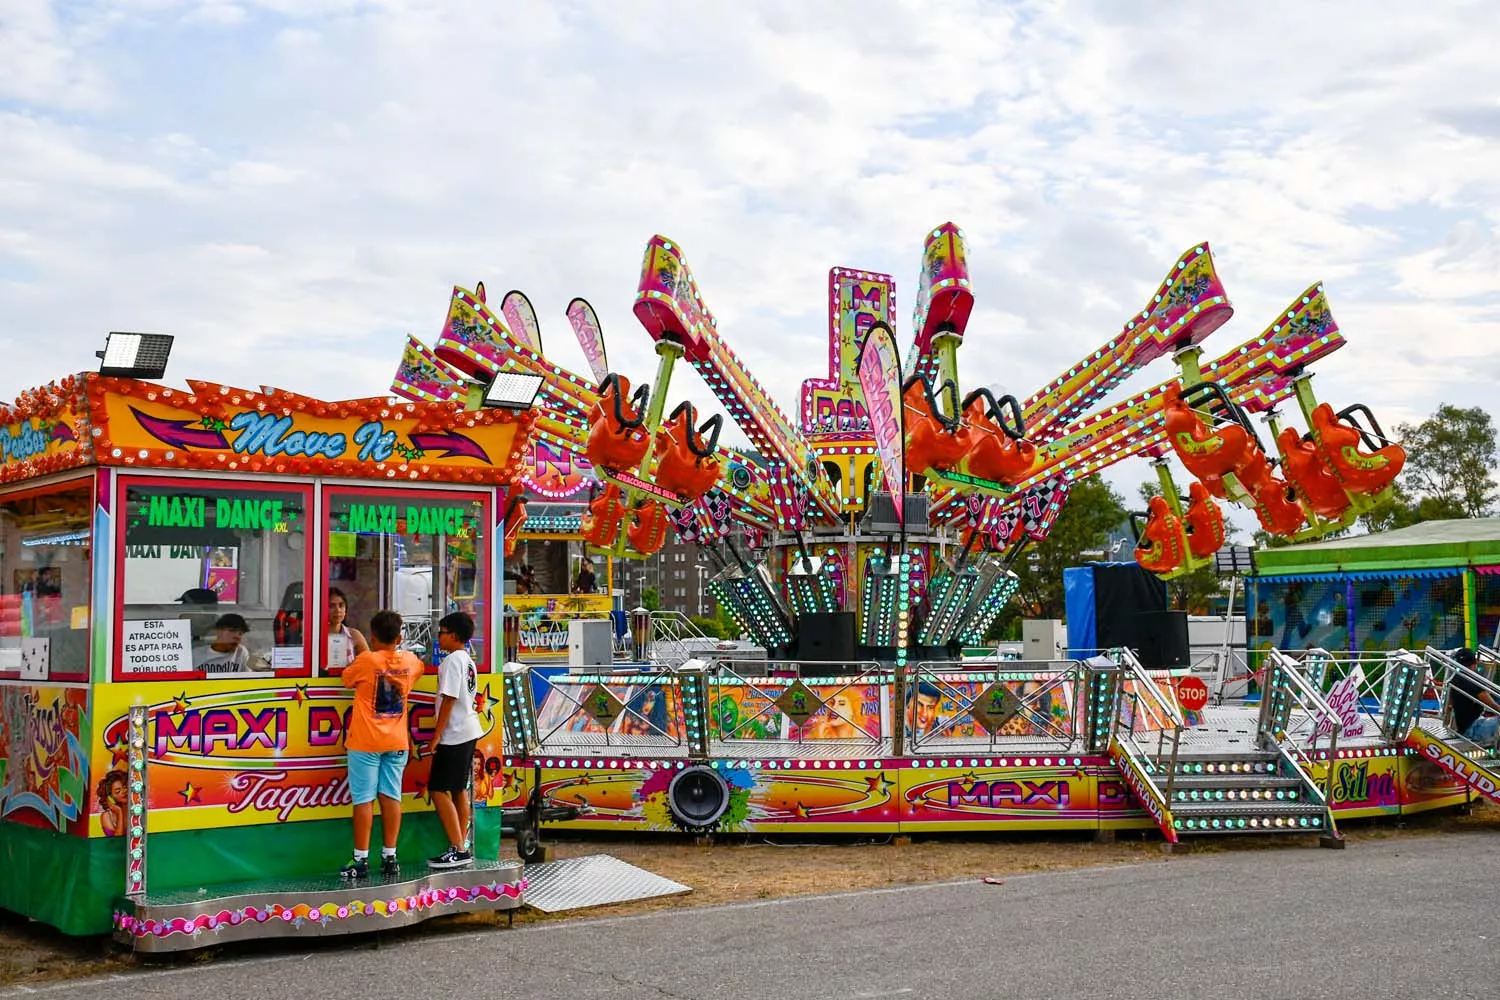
left=423, top=611, right=486, bottom=868
left=196, top=614, right=251, bottom=673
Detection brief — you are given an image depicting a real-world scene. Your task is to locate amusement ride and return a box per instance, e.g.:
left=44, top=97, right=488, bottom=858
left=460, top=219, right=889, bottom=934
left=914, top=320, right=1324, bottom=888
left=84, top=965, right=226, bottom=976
left=392, top=222, right=1406, bottom=650
left=1, top=223, right=1494, bottom=958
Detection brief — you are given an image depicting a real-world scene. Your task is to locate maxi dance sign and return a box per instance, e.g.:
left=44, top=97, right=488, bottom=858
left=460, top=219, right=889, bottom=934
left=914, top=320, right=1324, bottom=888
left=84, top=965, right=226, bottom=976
left=90, top=678, right=500, bottom=835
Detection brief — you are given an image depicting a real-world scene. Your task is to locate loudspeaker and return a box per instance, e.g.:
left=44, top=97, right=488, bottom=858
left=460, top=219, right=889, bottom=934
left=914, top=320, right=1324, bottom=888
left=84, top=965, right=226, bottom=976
left=1092, top=563, right=1169, bottom=650
left=1133, top=610, right=1191, bottom=669
left=667, top=766, right=730, bottom=831
left=796, top=612, right=856, bottom=672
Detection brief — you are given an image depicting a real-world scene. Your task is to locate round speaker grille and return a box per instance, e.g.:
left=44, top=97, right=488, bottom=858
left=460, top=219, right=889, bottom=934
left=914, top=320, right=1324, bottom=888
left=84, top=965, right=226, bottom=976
left=667, top=766, right=731, bottom=830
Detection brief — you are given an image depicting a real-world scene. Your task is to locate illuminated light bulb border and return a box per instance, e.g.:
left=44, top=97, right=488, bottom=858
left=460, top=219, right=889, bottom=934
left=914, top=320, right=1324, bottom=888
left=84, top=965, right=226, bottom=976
left=895, top=553, right=911, bottom=668
left=124, top=705, right=149, bottom=896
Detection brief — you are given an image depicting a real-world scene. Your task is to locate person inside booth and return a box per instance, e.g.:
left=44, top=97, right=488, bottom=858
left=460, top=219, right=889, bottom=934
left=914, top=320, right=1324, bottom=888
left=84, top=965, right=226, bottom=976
left=119, top=482, right=310, bottom=677
left=195, top=613, right=252, bottom=672
left=327, top=586, right=370, bottom=670
left=572, top=560, right=597, bottom=594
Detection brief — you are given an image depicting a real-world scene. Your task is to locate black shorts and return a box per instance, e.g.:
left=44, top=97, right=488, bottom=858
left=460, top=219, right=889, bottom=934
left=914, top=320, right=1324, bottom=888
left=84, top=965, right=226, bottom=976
left=428, top=739, right=477, bottom=794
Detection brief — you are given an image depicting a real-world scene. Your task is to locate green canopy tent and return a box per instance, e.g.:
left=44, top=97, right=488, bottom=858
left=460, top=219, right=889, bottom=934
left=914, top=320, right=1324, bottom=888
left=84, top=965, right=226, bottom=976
left=1249, top=518, right=1500, bottom=660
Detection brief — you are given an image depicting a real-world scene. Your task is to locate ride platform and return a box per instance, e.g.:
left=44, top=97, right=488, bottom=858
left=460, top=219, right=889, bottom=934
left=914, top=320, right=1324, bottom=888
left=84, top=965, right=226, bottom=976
left=112, top=859, right=525, bottom=954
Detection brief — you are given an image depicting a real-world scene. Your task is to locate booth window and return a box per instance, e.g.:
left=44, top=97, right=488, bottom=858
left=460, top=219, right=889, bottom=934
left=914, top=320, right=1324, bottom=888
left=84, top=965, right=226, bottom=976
left=324, top=487, right=490, bottom=673
left=0, top=478, right=93, bottom=681
left=116, top=478, right=311, bottom=680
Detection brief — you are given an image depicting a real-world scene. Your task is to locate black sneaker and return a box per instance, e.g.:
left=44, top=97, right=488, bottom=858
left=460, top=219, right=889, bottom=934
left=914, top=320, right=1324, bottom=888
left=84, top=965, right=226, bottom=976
left=339, top=857, right=369, bottom=880
left=428, top=846, right=472, bottom=870
left=381, top=855, right=401, bottom=879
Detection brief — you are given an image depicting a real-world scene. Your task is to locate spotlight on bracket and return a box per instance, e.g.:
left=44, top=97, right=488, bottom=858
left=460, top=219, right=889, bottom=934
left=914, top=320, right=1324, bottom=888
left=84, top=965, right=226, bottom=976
left=96, top=332, right=174, bottom=380
left=479, top=371, right=546, bottom=411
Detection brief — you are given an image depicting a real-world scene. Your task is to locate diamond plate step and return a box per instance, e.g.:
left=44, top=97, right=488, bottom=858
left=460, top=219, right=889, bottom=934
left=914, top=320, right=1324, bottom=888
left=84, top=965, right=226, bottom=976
left=1171, top=798, right=1326, bottom=816
left=522, top=854, right=691, bottom=913
left=113, top=859, right=525, bottom=954
left=1170, top=783, right=1308, bottom=806
left=1172, top=809, right=1330, bottom=835
left=1168, top=774, right=1302, bottom=790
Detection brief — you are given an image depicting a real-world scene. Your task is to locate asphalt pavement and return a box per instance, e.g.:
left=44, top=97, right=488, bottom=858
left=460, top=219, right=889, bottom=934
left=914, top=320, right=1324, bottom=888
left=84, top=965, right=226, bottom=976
left=8, top=832, right=1498, bottom=1000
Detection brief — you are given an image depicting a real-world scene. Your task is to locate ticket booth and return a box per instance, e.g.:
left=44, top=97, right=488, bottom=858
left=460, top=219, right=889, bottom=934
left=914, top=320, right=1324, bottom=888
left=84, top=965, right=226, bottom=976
left=0, top=370, right=535, bottom=942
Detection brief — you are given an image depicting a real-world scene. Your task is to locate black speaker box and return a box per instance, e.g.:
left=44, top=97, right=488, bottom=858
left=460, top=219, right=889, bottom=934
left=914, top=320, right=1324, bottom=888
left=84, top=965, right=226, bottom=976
left=1133, top=610, right=1191, bottom=669
left=1092, top=563, right=1169, bottom=650
left=796, top=612, right=856, bottom=674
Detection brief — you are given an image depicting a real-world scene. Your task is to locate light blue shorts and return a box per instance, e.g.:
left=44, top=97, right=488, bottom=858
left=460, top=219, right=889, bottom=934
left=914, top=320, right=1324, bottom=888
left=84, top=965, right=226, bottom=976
left=1465, top=716, right=1500, bottom=745
left=347, top=749, right=408, bottom=804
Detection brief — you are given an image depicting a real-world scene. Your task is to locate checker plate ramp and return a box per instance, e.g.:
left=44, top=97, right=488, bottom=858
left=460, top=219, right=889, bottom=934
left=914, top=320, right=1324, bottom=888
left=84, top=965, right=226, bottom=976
left=523, top=854, right=692, bottom=913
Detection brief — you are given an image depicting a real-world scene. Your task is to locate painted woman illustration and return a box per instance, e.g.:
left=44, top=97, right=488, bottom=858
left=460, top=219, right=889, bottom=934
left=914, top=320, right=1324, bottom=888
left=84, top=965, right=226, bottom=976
left=619, top=685, right=669, bottom=737
left=806, top=690, right=869, bottom=740
left=96, top=769, right=127, bottom=837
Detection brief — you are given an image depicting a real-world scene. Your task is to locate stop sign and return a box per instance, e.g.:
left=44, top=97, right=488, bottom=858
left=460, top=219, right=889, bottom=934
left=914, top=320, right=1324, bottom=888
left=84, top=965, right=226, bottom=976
left=1175, top=675, right=1209, bottom=712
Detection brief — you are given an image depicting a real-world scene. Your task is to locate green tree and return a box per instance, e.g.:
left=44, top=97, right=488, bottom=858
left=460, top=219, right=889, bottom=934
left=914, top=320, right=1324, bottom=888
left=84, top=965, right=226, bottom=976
left=1359, top=485, right=1461, bottom=533
left=1138, top=480, right=1227, bottom=613
left=714, top=604, right=740, bottom=639
left=641, top=586, right=661, bottom=612
left=689, top=615, right=726, bottom=639
left=1361, top=404, right=1497, bottom=531
left=998, top=475, right=1127, bottom=629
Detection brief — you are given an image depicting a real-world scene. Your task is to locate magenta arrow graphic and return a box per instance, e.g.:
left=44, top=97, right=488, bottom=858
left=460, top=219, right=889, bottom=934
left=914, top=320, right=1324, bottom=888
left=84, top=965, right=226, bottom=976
left=409, top=430, right=491, bottom=463
left=50, top=423, right=76, bottom=444
left=130, top=407, right=229, bottom=450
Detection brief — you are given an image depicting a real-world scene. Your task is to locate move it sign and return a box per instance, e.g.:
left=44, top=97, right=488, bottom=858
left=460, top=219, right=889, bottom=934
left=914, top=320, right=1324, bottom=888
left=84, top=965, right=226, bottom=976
left=92, top=377, right=531, bottom=482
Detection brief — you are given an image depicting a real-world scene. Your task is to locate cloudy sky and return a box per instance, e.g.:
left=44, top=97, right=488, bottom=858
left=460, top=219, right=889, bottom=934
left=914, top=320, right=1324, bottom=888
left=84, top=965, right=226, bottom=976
left=3, top=0, right=1498, bottom=515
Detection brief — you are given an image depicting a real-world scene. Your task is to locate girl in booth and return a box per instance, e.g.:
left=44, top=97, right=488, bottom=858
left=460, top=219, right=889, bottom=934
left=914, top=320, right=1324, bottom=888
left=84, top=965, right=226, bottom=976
left=327, top=586, right=370, bottom=670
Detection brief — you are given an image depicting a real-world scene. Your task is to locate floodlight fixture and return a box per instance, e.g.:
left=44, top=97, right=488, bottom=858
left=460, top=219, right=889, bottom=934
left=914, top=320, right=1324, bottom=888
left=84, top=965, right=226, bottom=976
left=481, top=371, right=545, bottom=410
left=1213, top=544, right=1256, bottom=576
left=97, top=332, right=174, bottom=380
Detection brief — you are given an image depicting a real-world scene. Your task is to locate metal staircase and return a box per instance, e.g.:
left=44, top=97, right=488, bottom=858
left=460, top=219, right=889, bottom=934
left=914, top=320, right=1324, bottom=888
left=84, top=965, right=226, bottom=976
left=1108, top=648, right=1339, bottom=844
left=1161, top=752, right=1329, bottom=836
left=644, top=610, right=715, bottom=668
left=1400, top=648, right=1500, bottom=804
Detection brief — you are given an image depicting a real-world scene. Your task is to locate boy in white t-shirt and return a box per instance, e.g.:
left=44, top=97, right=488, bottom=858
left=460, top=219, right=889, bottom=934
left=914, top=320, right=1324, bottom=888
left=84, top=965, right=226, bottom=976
left=196, top=614, right=251, bottom=672
left=424, top=611, right=485, bottom=868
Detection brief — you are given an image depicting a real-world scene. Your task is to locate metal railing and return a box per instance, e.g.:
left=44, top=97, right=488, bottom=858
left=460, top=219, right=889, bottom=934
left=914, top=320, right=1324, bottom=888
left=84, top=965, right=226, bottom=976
left=1108, top=647, right=1185, bottom=802
left=1259, top=649, right=1342, bottom=807
left=703, top=659, right=891, bottom=753
left=1295, top=647, right=1412, bottom=743
left=956, top=646, right=1023, bottom=663
left=903, top=659, right=1086, bottom=756
left=525, top=665, right=688, bottom=753
left=501, top=607, right=616, bottom=663
left=1426, top=647, right=1500, bottom=755
left=645, top=610, right=715, bottom=668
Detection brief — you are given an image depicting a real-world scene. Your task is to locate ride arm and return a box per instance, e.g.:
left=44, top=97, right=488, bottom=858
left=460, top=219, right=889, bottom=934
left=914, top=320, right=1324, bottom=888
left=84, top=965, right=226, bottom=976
left=634, top=236, right=840, bottom=521
left=933, top=283, right=1346, bottom=517
left=1022, top=243, right=1234, bottom=444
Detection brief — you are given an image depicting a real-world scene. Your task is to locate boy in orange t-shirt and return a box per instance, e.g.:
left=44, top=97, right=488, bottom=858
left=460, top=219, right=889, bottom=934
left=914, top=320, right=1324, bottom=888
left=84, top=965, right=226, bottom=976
left=339, top=610, right=422, bottom=880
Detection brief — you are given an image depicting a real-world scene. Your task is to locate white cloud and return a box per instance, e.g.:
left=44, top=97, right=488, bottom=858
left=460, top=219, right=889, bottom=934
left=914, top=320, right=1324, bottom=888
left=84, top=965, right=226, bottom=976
left=0, top=0, right=1497, bottom=522
left=0, top=0, right=115, bottom=110
left=181, top=2, right=247, bottom=26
